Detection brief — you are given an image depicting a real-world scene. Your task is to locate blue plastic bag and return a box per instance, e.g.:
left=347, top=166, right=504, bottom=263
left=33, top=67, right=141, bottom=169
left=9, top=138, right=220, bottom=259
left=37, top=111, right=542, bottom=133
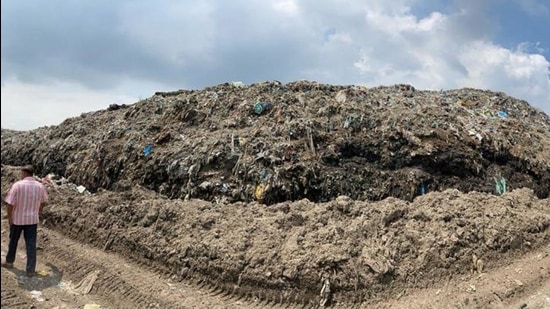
left=254, top=102, right=271, bottom=115
left=143, top=145, right=153, bottom=156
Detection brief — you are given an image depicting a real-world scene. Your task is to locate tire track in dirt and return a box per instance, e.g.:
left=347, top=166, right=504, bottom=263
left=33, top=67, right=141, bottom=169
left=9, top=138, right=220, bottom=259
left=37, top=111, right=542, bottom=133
left=37, top=227, right=302, bottom=309
left=42, top=229, right=311, bottom=308
left=39, top=233, right=181, bottom=309
left=44, top=227, right=550, bottom=309
left=0, top=270, right=32, bottom=309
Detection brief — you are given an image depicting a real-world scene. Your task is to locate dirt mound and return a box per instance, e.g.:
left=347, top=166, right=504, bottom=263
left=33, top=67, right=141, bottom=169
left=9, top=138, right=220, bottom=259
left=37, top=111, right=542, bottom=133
left=2, top=81, right=550, bottom=204
left=2, top=165, right=548, bottom=307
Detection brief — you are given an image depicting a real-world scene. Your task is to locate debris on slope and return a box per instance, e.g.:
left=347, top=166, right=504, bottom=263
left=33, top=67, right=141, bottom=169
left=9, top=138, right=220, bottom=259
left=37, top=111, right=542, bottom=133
left=2, top=81, right=549, bottom=204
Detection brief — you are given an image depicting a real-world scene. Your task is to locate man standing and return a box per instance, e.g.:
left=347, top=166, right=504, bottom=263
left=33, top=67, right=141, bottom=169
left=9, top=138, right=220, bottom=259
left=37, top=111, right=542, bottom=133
left=1, top=165, right=48, bottom=277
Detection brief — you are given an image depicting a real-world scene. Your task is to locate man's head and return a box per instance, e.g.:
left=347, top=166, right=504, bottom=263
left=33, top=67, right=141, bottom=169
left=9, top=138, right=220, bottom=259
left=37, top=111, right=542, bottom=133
left=21, top=165, right=34, bottom=178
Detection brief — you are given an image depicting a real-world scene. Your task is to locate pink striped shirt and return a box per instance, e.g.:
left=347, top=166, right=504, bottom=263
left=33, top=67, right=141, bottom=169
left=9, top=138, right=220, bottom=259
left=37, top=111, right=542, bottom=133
left=4, top=177, right=48, bottom=225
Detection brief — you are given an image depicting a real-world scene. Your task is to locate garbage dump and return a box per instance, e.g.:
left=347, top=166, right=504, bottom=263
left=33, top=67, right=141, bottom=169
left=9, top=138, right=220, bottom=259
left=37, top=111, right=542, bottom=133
left=1, top=81, right=549, bottom=307
left=1, top=81, right=549, bottom=205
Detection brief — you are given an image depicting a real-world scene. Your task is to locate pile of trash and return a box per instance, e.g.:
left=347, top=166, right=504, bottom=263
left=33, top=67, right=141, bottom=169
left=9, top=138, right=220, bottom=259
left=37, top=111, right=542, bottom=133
left=1, top=81, right=549, bottom=204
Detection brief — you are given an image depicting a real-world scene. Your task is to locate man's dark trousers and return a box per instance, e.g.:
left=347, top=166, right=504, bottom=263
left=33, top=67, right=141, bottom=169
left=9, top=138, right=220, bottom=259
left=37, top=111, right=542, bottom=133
left=6, top=224, right=37, bottom=273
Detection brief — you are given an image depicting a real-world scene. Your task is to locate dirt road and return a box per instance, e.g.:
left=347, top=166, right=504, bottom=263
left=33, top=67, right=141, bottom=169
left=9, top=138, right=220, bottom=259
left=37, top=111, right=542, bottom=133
left=1, top=216, right=282, bottom=309
left=2, top=217, right=548, bottom=308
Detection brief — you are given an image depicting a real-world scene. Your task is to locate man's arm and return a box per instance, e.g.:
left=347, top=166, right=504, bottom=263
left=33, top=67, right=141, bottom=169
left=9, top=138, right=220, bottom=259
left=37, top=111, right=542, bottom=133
left=5, top=183, right=18, bottom=225
left=6, top=204, right=13, bottom=225
left=39, top=202, right=46, bottom=215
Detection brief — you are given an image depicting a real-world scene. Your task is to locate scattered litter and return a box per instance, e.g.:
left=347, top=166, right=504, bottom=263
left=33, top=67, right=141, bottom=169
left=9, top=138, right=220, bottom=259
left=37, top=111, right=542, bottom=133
left=319, top=278, right=331, bottom=307
left=419, top=183, right=426, bottom=195
left=231, top=81, right=246, bottom=88
left=37, top=269, right=49, bottom=276
left=254, top=102, right=271, bottom=115
left=18, top=253, right=27, bottom=260
left=83, top=304, right=102, bottom=309
left=1, top=81, right=548, bottom=206
left=335, top=90, right=347, bottom=103
left=30, top=290, right=44, bottom=302
left=494, top=177, right=507, bottom=195
left=255, top=183, right=270, bottom=203
left=57, top=281, right=72, bottom=290
left=143, top=145, right=153, bottom=157
left=73, top=270, right=101, bottom=295
left=77, top=185, right=87, bottom=194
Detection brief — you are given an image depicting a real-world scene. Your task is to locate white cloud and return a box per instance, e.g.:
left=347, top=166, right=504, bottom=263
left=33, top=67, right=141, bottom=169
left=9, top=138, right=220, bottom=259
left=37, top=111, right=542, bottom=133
left=517, top=41, right=547, bottom=55
left=116, top=2, right=217, bottom=65
left=344, top=2, right=550, bottom=113
left=457, top=41, right=550, bottom=105
left=1, top=79, right=140, bottom=130
left=365, top=10, right=445, bottom=34
left=273, top=0, right=300, bottom=16
left=1, top=0, right=549, bottom=131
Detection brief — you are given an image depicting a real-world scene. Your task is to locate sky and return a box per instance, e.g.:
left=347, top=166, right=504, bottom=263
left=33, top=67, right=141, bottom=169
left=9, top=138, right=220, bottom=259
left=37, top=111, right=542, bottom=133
left=1, top=0, right=549, bottom=130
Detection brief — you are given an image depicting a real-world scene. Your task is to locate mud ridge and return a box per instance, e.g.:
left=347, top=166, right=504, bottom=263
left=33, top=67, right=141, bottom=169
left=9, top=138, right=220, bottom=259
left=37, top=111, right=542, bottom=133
left=18, top=167, right=545, bottom=307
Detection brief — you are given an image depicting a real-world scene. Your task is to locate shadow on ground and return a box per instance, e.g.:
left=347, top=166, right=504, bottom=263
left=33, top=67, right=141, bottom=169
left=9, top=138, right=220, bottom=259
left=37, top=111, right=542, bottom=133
left=2, top=262, right=64, bottom=292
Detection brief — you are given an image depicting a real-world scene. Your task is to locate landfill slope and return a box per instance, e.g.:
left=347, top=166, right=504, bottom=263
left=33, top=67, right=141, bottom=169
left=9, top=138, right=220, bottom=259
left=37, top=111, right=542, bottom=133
left=1, top=81, right=550, bottom=307
left=1, top=81, right=549, bottom=204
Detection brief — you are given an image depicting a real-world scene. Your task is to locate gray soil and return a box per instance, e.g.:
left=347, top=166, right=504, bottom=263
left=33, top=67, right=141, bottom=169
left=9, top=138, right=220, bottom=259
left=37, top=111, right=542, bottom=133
left=41, top=183, right=550, bottom=307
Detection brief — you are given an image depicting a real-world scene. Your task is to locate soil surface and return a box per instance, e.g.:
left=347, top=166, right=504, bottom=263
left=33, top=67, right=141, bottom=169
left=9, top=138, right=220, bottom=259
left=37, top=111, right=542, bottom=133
left=1, top=165, right=549, bottom=308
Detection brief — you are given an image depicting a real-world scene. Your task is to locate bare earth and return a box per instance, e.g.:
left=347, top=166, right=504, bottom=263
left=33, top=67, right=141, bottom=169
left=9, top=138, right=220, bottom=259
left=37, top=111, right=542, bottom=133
left=1, top=165, right=549, bottom=309
left=1, top=218, right=549, bottom=309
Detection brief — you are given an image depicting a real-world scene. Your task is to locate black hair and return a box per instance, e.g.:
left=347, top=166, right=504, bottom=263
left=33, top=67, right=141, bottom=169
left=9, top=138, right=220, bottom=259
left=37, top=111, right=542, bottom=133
left=21, top=165, right=34, bottom=175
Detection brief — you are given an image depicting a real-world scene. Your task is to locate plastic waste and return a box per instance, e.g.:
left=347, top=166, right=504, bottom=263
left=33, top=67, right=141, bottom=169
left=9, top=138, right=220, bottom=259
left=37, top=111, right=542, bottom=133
left=143, top=145, right=153, bottom=156
left=419, top=183, right=426, bottom=195
left=30, top=290, right=44, bottom=302
left=494, top=177, right=507, bottom=195
left=497, top=111, right=508, bottom=119
left=255, top=183, right=271, bottom=202
left=231, top=81, right=246, bottom=88
left=254, top=102, right=271, bottom=115
left=37, top=269, right=49, bottom=276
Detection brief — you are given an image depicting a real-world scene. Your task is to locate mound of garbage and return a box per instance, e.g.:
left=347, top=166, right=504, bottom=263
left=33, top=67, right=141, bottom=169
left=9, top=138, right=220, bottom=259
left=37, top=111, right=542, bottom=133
left=1, top=81, right=549, bottom=204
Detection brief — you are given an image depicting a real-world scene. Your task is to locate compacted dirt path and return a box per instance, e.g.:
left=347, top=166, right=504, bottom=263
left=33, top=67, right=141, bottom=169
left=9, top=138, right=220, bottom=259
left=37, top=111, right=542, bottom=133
left=1, top=217, right=277, bottom=309
left=2, top=216, right=548, bottom=309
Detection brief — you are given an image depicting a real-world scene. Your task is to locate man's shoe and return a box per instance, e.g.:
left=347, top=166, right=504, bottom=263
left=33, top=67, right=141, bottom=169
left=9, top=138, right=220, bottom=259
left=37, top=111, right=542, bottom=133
left=26, top=271, right=36, bottom=277
left=1, top=261, right=14, bottom=268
